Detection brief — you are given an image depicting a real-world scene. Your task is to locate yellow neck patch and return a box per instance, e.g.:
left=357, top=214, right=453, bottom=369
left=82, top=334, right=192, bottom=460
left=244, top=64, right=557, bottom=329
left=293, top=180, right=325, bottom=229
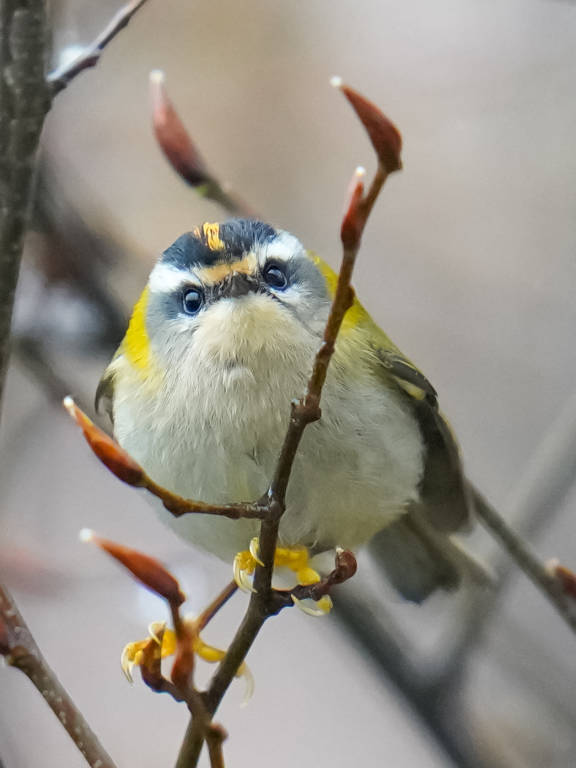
left=309, top=251, right=369, bottom=332
left=123, top=286, right=152, bottom=373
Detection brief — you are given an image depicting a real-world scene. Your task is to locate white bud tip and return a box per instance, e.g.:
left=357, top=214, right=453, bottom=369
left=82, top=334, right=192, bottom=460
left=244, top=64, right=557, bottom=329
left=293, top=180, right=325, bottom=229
left=355, top=166, right=366, bottom=178
left=149, top=69, right=165, bottom=85
left=62, top=395, right=75, bottom=412
left=330, top=76, right=343, bottom=89
left=79, top=528, right=94, bottom=543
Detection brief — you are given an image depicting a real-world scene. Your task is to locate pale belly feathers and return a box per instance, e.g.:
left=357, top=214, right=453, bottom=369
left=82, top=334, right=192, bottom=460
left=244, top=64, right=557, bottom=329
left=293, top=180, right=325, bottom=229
left=112, top=344, right=425, bottom=563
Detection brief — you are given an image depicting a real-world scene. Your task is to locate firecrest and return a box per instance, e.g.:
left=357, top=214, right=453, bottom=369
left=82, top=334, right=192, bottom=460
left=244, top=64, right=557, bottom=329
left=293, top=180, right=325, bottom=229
left=97, top=218, right=480, bottom=606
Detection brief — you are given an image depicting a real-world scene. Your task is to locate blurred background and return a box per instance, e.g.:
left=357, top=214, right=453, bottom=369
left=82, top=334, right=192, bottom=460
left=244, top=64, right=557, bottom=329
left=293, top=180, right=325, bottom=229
left=1, top=0, right=576, bottom=765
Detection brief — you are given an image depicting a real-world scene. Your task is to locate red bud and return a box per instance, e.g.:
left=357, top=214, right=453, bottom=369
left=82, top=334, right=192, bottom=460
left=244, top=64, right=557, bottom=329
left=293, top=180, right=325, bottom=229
left=340, top=167, right=366, bottom=249
left=150, top=70, right=210, bottom=187
left=64, top=398, right=144, bottom=486
left=334, top=79, right=402, bottom=174
left=82, top=531, right=186, bottom=606
left=552, top=562, right=576, bottom=600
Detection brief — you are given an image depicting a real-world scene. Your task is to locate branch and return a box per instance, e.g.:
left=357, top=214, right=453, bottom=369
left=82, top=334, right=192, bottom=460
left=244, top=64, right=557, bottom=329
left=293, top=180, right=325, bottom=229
left=64, top=397, right=267, bottom=520
left=176, top=80, right=402, bottom=767
left=470, top=485, right=576, bottom=632
left=83, top=533, right=233, bottom=768
left=0, top=584, right=117, bottom=768
left=438, top=388, right=576, bottom=686
left=0, top=0, right=50, bottom=422
left=48, top=0, right=151, bottom=95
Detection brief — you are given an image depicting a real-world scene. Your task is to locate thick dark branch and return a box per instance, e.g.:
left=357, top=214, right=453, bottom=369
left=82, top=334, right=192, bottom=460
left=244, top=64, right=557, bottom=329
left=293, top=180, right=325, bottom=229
left=0, top=585, right=117, bottom=768
left=0, top=0, right=50, bottom=420
left=48, top=0, right=151, bottom=95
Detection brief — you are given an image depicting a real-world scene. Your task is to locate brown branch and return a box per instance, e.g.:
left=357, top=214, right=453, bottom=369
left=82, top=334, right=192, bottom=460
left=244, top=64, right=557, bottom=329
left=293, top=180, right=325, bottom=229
left=85, top=534, right=234, bottom=768
left=470, top=485, right=576, bottom=632
left=64, top=397, right=267, bottom=520
left=205, top=724, right=227, bottom=768
left=176, top=81, right=402, bottom=767
left=0, top=584, right=117, bottom=768
left=48, top=0, right=151, bottom=95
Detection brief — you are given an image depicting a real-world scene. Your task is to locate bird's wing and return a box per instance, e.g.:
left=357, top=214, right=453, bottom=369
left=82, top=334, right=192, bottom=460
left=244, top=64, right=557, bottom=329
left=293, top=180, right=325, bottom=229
left=309, top=250, right=471, bottom=531
left=95, top=362, right=116, bottom=424
left=363, top=319, right=472, bottom=534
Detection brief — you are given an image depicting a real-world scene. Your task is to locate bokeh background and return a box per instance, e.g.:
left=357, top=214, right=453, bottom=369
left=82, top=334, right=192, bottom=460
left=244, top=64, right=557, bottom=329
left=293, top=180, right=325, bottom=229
left=1, top=0, right=576, bottom=765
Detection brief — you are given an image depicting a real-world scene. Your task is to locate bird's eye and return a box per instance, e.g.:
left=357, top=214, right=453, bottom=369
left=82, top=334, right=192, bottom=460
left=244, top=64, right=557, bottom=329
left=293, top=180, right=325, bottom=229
left=182, top=287, right=204, bottom=315
left=263, top=262, right=288, bottom=290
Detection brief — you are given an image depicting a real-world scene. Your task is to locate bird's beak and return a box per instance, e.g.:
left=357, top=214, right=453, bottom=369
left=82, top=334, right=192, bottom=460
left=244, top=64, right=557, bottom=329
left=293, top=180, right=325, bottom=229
left=216, top=272, right=260, bottom=300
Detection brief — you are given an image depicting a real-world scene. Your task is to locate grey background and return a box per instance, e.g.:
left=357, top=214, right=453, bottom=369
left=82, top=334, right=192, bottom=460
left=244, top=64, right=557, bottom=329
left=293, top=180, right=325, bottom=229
left=1, top=0, right=576, bottom=765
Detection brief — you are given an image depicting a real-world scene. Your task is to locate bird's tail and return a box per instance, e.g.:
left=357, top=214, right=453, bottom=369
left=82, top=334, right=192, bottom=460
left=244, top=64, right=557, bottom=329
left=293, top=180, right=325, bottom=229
left=369, top=509, right=492, bottom=603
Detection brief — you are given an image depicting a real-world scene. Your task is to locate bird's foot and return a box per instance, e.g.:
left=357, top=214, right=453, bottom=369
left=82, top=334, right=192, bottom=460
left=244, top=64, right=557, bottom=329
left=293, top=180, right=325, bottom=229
left=233, top=538, right=333, bottom=616
left=120, top=619, right=253, bottom=699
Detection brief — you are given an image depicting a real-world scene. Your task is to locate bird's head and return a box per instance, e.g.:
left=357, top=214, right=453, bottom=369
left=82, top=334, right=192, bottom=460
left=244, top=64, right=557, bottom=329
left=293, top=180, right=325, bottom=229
left=123, top=219, right=333, bottom=379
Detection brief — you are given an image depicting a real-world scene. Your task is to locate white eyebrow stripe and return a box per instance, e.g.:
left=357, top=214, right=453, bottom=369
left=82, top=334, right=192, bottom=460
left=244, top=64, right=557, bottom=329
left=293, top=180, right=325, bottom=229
left=149, top=263, right=194, bottom=293
left=258, top=230, right=303, bottom=263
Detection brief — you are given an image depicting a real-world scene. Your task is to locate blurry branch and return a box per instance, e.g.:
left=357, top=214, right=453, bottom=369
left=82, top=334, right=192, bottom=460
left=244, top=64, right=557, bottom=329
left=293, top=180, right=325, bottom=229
left=32, top=160, right=128, bottom=349
left=13, top=335, right=92, bottom=413
left=438, top=390, right=576, bottom=688
left=0, top=0, right=149, bottom=417
left=0, top=584, right=117, bottom=768
left=470, top=485, right=576, bottom=631
left=334, top=591, right=497, bottom=768
left=150, top=71, right=255, bottom=217
left=0, top=1, right=152, bottom=765
left=0, top=0, right=49, bottom=420
left=48, top=0, right=151, bottom=95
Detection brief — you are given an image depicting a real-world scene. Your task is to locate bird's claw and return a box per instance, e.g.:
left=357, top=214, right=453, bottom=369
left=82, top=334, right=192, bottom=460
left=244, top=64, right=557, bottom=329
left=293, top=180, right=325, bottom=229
left=233, top=539, right=333, bottom=616
left=233, top=548, right=258, bottom=593
left=291, top=594, right=333, bottom=616
left=120, top=617, right=254, bottom=701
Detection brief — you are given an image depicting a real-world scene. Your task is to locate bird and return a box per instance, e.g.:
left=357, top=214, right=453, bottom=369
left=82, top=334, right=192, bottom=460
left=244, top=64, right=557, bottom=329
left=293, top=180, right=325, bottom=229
left=96, top=217, right=483, bottom=611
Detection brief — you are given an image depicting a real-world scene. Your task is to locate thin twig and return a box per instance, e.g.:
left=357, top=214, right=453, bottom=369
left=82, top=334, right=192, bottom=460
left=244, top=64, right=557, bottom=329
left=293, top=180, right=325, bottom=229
left=48, top=0, right=151, bottom=95
left=205, top=724, right=227, bottom=768
left=438, top=388, right=576, bottom=687
left=65, top=398, right=268, bottom=520
left=470, top=485, right=576, bottom=631
left=196, top=582, right=238, bottom=631
left=0, top=585, right=117, bottom=768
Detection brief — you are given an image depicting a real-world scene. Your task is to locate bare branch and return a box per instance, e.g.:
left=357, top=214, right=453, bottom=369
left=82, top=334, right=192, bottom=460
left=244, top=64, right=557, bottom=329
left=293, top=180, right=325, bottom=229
left=64, top=397, right=267, bottom=520
left=0, top=584, right=117, bottom=768
left=0, top=0, right=50, bottom=421
left=175, top=80, right=402, bottom=767
left=471, top=485, right=576, bottom=632
left=48, top=0, right=151, bottom=95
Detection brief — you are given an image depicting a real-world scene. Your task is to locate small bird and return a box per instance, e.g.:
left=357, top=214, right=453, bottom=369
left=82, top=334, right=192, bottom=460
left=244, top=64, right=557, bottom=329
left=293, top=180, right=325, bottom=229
left=97, top=218, right=480, bottom=607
